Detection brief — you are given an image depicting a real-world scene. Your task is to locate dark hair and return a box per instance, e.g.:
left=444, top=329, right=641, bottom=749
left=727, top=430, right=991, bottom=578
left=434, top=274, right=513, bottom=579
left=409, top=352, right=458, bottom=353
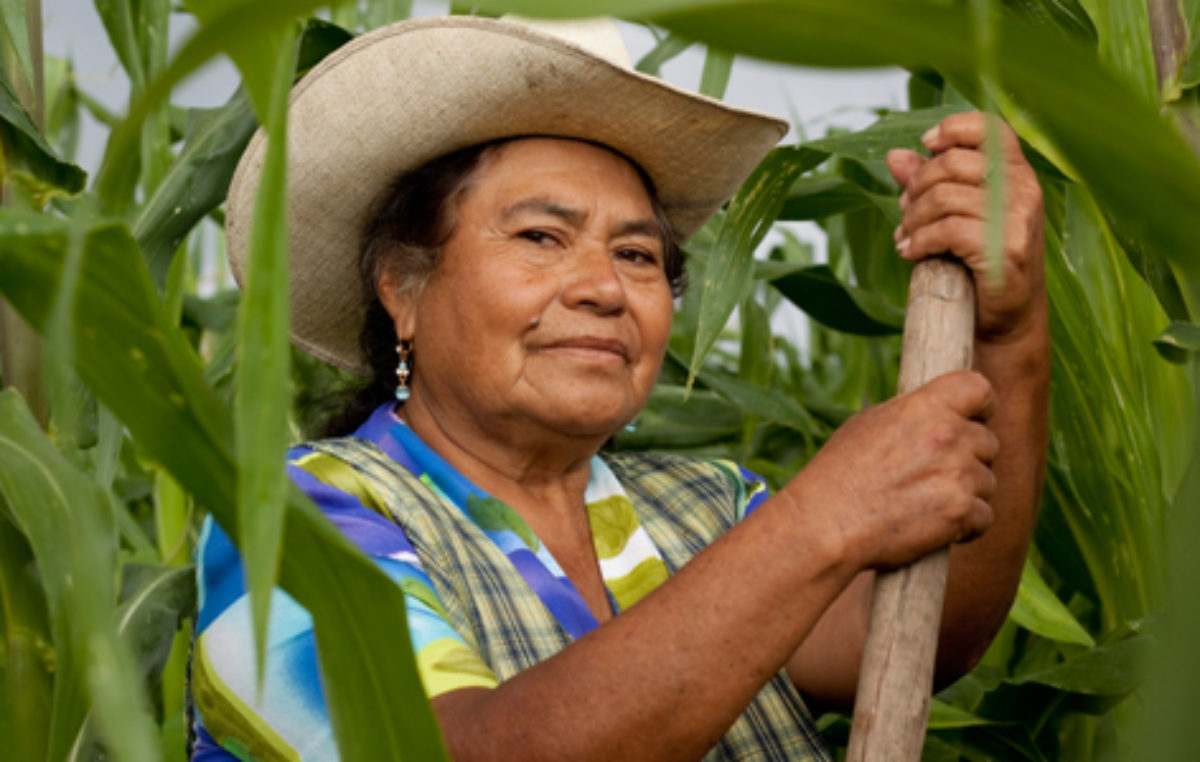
left=320, top=138, right=686, bottom=437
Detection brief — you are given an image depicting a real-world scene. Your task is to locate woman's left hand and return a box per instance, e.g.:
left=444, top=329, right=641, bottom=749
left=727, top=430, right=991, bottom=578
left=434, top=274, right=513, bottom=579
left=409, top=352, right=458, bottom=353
left=886, top=111, right=1046, bottom=345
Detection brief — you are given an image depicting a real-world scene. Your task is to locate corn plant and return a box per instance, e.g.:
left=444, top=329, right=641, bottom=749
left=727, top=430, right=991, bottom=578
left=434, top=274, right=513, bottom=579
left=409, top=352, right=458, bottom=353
left=0, top=1, right=1196, bottom=761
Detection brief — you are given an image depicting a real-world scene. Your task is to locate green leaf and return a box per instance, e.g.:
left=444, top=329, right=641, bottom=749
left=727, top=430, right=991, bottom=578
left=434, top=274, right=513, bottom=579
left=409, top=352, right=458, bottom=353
left=635, top=30, right=691, bottom=75
left=0, top=210, right=449, bottom=760
left=95, top=0, right=148, bottom=90
left=927, top=699, right=996, bottom=729
left=233, top=22, right=297, bottom=687
left=1077, top=0, right=1158, bottom=103
left=0, top=0, right=34, bottom=93
left=0, top=510, right=53, bottom=762
left=699, top=46, right=733, bottom=99
left=692, top=364, right=824, bottom=439
left=777, top=177, right=873, bottom=221
left=133, top=19, right=353, bottom=286
left=116, top=564, right=196, bottom=682
left=1008, top=556, right=1097, bottom=647
left=364, top=0, right=413, bottom=28
left=0, top=390, right=160, bottom=762
left=0, top=72, right=87, bottom=196
left=806, top=105, right=967, bottom=162
left=66, top=564, right=197, bottom=762
left=768, top=264, right=904, bottom=336
left=614, top=386, right=742, bottom=449
left=737, top=291, right=772, bottom=387
left=687, top=146, right=825, bottom=386
left=1002, top=0, right=1098, bottom=42
left=1153, top=320, right=1200, bottom=362
left=1008, top=634, right=1148, bottom=696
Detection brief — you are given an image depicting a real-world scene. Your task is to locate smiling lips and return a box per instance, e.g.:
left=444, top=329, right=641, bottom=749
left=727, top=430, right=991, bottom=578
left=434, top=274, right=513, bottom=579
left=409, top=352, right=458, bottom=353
left=538, top=336, right=630, bottom=363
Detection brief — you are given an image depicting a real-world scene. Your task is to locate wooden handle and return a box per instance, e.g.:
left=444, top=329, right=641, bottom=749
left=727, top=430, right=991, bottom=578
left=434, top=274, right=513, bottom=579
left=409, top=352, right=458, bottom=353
left=846, top=256, right=976, bottom=762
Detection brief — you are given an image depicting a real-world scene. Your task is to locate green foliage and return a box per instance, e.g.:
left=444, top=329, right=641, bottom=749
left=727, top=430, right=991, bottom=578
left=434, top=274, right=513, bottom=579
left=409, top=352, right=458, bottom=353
left=0, top=0, right=1195, bottom=760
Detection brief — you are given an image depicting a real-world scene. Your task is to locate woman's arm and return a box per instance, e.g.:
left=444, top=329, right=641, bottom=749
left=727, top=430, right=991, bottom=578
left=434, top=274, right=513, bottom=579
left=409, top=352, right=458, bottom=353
left=432, top=368, right=1000, bottom=761
left=788, top=111, right=1049, bottom=710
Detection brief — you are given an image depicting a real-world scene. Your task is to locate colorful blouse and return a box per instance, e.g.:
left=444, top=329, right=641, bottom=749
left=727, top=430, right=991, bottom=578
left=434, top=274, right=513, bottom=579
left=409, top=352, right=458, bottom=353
left=191, top=403, right=830, bottom=761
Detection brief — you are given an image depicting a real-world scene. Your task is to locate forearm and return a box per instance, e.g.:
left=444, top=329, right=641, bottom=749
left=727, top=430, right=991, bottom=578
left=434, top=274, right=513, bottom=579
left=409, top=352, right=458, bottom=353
left=433, top=492, right=856, bottom=762
left=937, top=304, right=1050, bottom=675
left=788, top=307, right=1051, bottom=705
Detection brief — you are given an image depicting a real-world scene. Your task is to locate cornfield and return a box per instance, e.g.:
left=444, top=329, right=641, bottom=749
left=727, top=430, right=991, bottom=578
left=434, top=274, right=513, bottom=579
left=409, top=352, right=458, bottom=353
left=0, top=1, right=1196, bottom=760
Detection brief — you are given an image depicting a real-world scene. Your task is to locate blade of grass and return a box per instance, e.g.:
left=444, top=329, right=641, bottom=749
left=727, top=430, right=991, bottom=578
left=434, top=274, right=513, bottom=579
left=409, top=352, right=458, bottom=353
left=635, top=29, right=691, bottom=75
left=699, top=45, right=733, bottom=99
left=233, top=21, right=297, bottom=689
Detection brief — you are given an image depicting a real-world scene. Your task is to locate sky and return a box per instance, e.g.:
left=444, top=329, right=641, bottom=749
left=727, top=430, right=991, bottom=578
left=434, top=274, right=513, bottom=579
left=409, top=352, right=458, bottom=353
left=39, top=0, right=910, bottom=336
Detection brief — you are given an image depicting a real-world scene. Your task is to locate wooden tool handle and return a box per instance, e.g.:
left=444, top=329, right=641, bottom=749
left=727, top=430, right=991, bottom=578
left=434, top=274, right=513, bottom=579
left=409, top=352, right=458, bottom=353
left=845, top=256, right=976, bottom=762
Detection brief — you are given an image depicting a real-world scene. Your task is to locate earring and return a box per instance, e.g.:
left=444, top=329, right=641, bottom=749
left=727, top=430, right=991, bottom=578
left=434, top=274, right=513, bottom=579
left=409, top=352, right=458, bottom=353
left=395, top=339, right=412, bottom=402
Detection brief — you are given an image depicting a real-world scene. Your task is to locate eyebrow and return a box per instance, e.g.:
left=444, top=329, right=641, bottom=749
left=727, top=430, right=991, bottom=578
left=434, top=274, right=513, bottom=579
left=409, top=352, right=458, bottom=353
left=500, top=197, right=585, bottom=227
left=500, top=197, right=662, bottom=240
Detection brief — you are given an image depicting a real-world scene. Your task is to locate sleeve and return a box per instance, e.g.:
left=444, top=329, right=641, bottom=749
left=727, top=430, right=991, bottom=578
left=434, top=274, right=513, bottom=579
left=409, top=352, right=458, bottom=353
left=190, top=446, right=499, bottom=762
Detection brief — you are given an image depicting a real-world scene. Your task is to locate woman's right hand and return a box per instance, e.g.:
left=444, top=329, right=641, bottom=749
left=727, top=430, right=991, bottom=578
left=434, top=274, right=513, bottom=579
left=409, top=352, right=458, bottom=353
left=787, top=369, right=1000, bottom=571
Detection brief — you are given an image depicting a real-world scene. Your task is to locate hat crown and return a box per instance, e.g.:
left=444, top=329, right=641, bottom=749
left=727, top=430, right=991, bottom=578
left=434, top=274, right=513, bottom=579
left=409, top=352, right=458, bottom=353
left=503, top=15, right=633, bottom=69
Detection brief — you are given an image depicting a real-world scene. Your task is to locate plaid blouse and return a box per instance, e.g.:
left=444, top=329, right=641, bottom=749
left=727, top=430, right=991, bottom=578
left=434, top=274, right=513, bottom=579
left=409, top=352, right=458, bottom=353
left=191, top=403, right=830, bottom=761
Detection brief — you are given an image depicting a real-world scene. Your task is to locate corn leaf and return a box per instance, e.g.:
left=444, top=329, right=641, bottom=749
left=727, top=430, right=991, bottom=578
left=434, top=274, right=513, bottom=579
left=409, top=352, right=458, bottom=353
left=1076, top=0, right=1158, bottom=103
left=364, top=0, right=413, bottom=28
left=0, top=210, right=448, bottom=761
left=687, top=146, right=825, bottom=385
left=233, top=21, right=297, bottom=687
left=1153, top=320, right=1200, bottom=362
left=1007, top=634, right=1147, bottom=696
left=1009, top=557, right=1096, bottom=647
left=132, top=19, right=352, bottom=286
left=768, top=264, right=903, bottom=336
left=614, top=386, right=742, bottom=449
left=699, top=46, right=733, bottom=99
left=635, top=30, right=691, bottom=75
left=0, top=71, right=86, bottom=195
left=65, top=564, right=197, bottom=762
left=0, top=511, right=53, bottom=762
left=0, top=390, right=159, bottom=762
left=0, top=0, right=34, bottom=91
left=94, top=0, right=148, bottom=91
left=806, top=105, right=966, bottom=161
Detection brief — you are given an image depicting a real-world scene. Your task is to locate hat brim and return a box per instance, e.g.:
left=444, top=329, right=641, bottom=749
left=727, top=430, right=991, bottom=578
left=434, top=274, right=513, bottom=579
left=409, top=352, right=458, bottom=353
left=226, top=16, right=788, bottom=375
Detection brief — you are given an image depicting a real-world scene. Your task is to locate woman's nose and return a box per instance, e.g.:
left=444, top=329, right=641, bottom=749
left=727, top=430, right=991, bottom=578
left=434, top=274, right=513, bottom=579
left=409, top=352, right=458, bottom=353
left=561, top=244, right=626, bottom=313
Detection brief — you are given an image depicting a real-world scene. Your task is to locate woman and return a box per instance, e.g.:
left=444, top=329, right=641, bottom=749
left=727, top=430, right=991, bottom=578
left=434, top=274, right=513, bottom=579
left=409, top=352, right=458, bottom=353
left=192, top=15, right=1048, bottom=762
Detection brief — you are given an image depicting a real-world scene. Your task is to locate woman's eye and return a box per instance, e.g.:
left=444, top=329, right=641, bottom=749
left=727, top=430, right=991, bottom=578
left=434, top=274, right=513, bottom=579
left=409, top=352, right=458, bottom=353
left=616, top=247, right=658, bottom=265
left=518, top=229, right=556, bottom=245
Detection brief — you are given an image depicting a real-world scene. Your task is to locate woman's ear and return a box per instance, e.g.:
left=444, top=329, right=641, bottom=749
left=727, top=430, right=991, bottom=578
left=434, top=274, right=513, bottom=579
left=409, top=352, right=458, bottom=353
left=376, top=265, right=417, bottom=339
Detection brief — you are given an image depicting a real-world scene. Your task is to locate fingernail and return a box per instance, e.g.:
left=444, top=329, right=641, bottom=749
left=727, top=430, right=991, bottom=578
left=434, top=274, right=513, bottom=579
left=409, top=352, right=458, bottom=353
left=921, top=126, right=940, bottom=148
left=897, top=236, right=911, bottom=254
left=893, top=224, right=904, bottom=242
left=898, top=191, right=909, bottom=210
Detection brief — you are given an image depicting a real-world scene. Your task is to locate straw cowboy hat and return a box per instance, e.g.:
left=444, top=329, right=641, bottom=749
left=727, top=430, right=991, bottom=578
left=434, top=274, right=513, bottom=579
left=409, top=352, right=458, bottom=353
left=226, top=14, right=788, bottom=374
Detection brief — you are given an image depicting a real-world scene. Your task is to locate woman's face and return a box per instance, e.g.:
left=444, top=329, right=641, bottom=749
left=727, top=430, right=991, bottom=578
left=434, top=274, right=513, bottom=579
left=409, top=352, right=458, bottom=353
left=390, top=138, right=675, bottom=444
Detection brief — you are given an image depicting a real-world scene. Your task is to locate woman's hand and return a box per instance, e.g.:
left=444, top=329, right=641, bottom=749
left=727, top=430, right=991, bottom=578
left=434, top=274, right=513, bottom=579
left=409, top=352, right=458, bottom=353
left=886, top=111, right=1046, bottom=345
left=788, top=113, right=1050, bottom=710
left=787, top=370, right=999, bottom=572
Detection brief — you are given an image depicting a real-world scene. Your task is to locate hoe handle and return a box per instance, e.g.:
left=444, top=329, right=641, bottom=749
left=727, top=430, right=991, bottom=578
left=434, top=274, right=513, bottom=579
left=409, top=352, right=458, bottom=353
left=845, top=256, right=976, bottom=762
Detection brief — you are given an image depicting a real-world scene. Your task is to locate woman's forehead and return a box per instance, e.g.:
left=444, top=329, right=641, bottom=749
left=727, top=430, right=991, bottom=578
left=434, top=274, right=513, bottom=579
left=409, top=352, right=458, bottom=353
left=465, top=138, right=656, bottom=216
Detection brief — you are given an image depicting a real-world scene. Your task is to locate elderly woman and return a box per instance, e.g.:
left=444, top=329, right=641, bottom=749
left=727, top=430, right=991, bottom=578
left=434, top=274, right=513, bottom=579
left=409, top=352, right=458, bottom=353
left=191, top=15, right=1048, bottom=762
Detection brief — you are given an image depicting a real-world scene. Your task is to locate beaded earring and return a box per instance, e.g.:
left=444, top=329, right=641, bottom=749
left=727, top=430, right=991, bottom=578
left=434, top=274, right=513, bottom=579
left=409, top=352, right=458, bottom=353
left=395, top=339, right=412, bottom=402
